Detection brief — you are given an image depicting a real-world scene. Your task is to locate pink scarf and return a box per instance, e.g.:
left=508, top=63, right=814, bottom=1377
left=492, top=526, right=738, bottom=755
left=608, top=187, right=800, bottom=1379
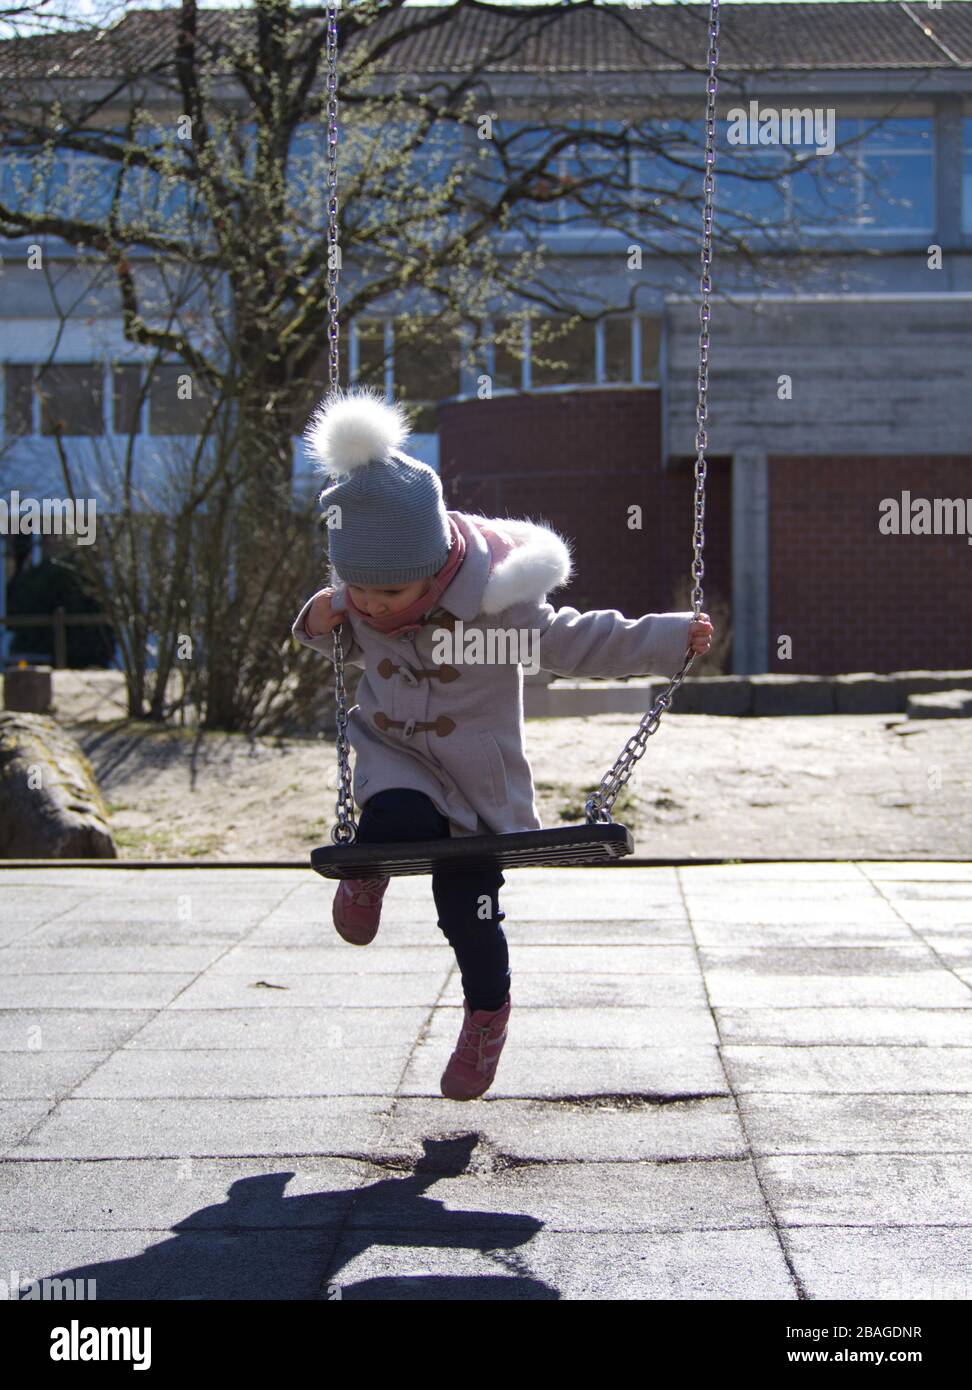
left=343, top=514, right=466, bottom=638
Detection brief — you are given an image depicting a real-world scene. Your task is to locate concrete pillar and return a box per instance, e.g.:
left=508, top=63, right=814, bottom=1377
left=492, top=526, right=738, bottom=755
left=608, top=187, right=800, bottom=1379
left=731, top=449, right=769, bottom=674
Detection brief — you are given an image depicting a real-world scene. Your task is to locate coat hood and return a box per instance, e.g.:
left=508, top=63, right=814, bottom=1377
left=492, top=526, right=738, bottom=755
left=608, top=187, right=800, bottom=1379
left=329, top=510, right=573, bottom=621
left=470, top=513, right=574, bottom=615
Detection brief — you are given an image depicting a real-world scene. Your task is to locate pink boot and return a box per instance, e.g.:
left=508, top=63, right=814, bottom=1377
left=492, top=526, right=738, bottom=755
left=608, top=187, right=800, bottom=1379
left=332, top=876, right=390, bottom=945
left=440, top=993, right=511, bottom=1101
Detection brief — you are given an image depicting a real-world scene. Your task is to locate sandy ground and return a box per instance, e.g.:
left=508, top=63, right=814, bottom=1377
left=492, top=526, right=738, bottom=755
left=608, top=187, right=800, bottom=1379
left=32, top=669, right=972, bottom=861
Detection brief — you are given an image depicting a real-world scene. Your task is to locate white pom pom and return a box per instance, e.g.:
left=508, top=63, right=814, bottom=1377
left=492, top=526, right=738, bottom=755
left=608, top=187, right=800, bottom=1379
left=303, top=386, right=410, bottom=476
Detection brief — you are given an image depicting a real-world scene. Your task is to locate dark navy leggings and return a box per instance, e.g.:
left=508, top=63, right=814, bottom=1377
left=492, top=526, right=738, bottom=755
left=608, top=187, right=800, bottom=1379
left=355, top=788, right=510, bottom=1012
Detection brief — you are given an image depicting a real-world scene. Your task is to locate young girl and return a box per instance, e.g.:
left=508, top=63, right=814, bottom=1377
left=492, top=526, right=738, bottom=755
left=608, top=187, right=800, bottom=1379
left=293, top=388, right=713, bottom=1102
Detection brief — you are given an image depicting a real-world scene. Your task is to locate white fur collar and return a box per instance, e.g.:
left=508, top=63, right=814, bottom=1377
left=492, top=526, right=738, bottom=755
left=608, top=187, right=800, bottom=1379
left=468, top=514, right=574, bottom=614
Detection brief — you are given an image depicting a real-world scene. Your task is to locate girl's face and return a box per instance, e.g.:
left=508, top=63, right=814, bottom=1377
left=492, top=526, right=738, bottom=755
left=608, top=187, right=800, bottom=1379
left=346, top=578, right=431, bottom=617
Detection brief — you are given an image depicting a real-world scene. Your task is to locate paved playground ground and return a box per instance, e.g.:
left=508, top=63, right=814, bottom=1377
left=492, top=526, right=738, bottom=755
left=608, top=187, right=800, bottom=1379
left=1, top=860, right=970, bottom=1300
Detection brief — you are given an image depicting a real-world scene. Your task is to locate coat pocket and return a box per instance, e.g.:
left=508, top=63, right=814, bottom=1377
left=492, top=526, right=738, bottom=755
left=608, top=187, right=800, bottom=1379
left=478, top=731, right=510, bottom=808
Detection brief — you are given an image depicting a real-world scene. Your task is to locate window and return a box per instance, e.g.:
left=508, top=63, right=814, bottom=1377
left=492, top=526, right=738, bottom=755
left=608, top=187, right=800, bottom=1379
left=112, top=365, right=143, bottom=435
left=353, top=318, right=388, bottom=392
left=714, top=114, right=934, bottom=236
left=485, top=121, right=565, bottom=231
left=603, top=318, right=630, bottom=383
left=37, top=365, right=103, bottom=436
left=490, top=317, right=524, bottom=392
left=148, top=363, right=214, bottom=435
left=963, top=116, right=972, bottom=235
left=392, top=315, right=462, bottom=433
left=640, top=318, right=661, bottom=380
left=530, top=316, right=595, bottom=388
left=4, top=365, right=33, bottom=436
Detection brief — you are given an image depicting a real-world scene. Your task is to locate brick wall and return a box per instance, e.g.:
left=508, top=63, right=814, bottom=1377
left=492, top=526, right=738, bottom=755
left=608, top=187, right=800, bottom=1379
left=437, top=390, right=732, bottom=635
left=769, top=455, right=972, bottom=674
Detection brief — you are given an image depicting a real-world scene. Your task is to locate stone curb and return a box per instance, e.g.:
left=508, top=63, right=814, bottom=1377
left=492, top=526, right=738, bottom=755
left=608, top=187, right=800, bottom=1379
left=523, top=670, right=972, bottom=719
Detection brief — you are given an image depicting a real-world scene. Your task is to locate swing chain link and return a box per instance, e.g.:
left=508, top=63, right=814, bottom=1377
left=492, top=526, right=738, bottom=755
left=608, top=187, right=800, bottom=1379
left=324, top=0, right=359, bottom=846
left=584, top=0, right=719, bottom=826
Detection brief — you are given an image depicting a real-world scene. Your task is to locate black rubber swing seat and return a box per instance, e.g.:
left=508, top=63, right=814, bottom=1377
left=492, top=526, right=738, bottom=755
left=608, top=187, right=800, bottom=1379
left=310, top=822, right=634, bottom=879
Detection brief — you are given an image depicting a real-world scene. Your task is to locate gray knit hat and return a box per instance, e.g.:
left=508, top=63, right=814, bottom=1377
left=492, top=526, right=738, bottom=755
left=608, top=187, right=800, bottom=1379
left=303, top=386, right=452, bottom=585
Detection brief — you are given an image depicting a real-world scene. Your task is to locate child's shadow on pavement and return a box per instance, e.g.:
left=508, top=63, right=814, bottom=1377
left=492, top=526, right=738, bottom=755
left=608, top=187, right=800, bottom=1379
left=44, top=1135, right=556, bottom=1301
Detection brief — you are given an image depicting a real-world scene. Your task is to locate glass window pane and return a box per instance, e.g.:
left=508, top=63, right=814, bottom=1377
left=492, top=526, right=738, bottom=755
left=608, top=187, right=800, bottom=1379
left=491, top=317, right=523, bottom=392
left=4, top=364, right=33, bottom=437
left=530, top=316, right=594, bottom=388
left=641, top=318, right=661, bottom=380
left=38, top=365, right=103, bottom=436
left=354, top=318, right=387, bottom=391
left=789, top=155, right=860, bottom=228
left=965, top=118, right=972, bottom=235
left=112, top=364, right=143, bottom=435
left=604, top=318, right=631, bottom=383
left=392, top=315, right=461, bottom=407
left=860, top=151, right=934, bottom=230
left=148, top=363, right=213, bottom=436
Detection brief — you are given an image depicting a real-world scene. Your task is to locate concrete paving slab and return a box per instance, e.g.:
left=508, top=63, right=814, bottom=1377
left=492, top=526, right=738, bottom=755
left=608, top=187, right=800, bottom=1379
left=339, top=1158, right=769, bottom=1234
left=0, top=1156, right=367, bottom=1232
left=401, top=1043, right=728, bottom=1099
left=504, top=944, right=701, bottom=974
left=763, top=1153, right=972, bottom=1225
left=0, top=1228, right=338, bottom=1301
left=488, top=871, right=684, bottom=921
left=380, top=1096, right=746, bottom=1163
left=886, top=903, right=972, bottom=928
left=682, top=863, right=868, bottom=883
left=326, top=1227, right=797, bottom=1300
left=0, top=1008, right=153, bottom=1052
left=204, top=945, right=452, bottom=975
left=0, top=1101, right=54, bottom=1156
left=861, top=863, right=972, bottom=881
left=249, top=915, right=694, bottom=947
left=784, top=1226, right=972, bottom=1301
left=692, top=920, right=916, bottom=946
left=0, top=973, right=197, bottom=1010
left=166, top=970, right=452, bottom=1010
left=501, top=973, right=709, bottom=1008
left=704, top=972, right=970, bottom=1008
left=8, top=1097, right=393, bottom=1159
left=682, top=897, right=904, bottom=926
left=1, top=1051, right=112, bottom=1101
left=20, top=918, right=267, bottom=947
left=431, top=1005, right=719, bottom=1050
left=740, top=1093, right=972, bottom=1154
left=700, top=944, right=941, bottom=974
left=0, top=945, right=225, bottom=974
left=723, top=1044, right=972, bottom=1093
left=72, top=1047, right=414, bottom=1099
left=717, top=1006, right=972, bottom=1046
left=125, top=1006, right=428, bottom=1052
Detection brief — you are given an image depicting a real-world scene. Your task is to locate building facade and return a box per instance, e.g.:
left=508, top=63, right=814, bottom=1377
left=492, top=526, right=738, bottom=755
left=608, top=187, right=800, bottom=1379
left=1, top=2, right=970, bottom=674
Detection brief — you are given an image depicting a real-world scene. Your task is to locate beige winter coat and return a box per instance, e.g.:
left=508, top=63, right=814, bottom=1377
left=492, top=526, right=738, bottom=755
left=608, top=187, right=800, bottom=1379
left=292, top=510, right=694, bottom=838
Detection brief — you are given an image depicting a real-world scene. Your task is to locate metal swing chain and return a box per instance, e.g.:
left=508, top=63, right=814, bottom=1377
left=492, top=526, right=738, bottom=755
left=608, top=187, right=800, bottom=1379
left=324, top=0, right=359, bottom=847
left=584, top=0, right=719, bottom=826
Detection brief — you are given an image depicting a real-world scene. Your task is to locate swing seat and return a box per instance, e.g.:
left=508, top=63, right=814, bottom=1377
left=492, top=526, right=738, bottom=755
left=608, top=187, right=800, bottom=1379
left=310, top=822, right=634, bottom=879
